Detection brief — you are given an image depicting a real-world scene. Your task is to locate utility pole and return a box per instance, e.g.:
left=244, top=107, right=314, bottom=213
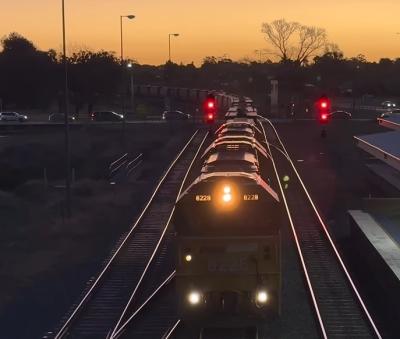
left=62, top=0, right=71, bottom=218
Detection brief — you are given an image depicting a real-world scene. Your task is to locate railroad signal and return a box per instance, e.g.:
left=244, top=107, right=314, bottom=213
left=316, top=96, right=331, bottom=124
left=203, top=94, right=217, bottom=124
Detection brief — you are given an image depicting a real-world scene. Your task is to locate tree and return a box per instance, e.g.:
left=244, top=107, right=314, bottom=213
left=261, top=19, right=328, bottom=65
left=68, top=50, right=120, bottom=113
left=0, top=32, right=58, bottom=108
left=1, top=32, right=37, bottom=54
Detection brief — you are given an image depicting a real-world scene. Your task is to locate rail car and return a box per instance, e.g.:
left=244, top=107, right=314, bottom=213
left=218, top=125, right=256, bottom=138
left=201, top=138, right=269, bottom=161
left=174, top=100, right=282, bottom=329
left=216, top=118, right=262, bottom=136
left=132, top=84, right=239, bottom=112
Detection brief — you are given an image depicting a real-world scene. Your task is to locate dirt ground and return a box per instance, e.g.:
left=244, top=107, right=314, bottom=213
left=0, top=122, right=195, bottom=338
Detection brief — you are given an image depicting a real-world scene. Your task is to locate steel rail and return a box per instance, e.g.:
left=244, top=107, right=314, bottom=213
left=53, top=130, right=200, bottom=339
left=258, top=121, right=328, bottom=339
left=110, top=131, right=209, bottom=338
left=111, top=271, right=176, bottom=339
left=260, top=116, right=382, bottom=338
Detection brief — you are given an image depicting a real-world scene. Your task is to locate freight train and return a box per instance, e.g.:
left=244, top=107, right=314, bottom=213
left=173, top=100, right=283, bottom=331
left=134, top=85, right=238, bottom=110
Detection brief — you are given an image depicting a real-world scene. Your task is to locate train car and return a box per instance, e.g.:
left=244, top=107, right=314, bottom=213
left=201, top=150, right=260, bottom=174
left=178, top=87, right=191, bottom=100
left=218, top=125, right=256, bottom=138
left=159, top=86, right=169, bottom=97
left=201, top=138, right=269, bottom=161
left=174, top=171, right=281, bottom=326
left=174, top=101, right=282, bottom=330
left=169, top=87, right=179, bottom=98
left=198, top=90, right=209, bottom=102
left=149, top=85, right=160, bottom=97
left=189, top=89, right=200, bottom=101
left=225, top=107, right=240, bottom=120
left=216, top=118, right=262, bottom=135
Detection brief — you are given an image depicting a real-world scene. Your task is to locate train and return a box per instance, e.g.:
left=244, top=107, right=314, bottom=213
left=173, top=99, right=283, bottom=330
left=134, top=84, right=241, bottom=111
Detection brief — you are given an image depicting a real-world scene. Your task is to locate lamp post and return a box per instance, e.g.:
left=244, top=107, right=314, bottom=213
left=119, top=14, right=135, bottom=115
left=127, top=62, right=135, bottom=114
left=168, top=33, right=180, bottom=62
left=120, top=15, right=135, bottom=64
left=61, top=0, right=71, bottom=218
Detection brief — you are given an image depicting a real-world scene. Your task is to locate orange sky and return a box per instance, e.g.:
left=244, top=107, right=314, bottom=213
left=1, top=0, right=399, bottom=65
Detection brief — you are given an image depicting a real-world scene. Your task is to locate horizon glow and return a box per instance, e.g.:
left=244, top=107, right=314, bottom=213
left=1, top=0, right=399, bottom=65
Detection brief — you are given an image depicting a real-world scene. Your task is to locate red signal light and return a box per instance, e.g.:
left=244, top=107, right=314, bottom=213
left=316, top=96, right=331, bottom=124
left=203, top=95, right=217, bottom=124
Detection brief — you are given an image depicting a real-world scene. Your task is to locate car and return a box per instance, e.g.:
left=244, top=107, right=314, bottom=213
left=380, top=109, right=400, bottom=118
left=90, top=111, right=124, bottom=122
left=162, top=110, right=191, bottom=120
left=0, top=111, right=28, bottom=122
left=48, top=113, right=76, bottom=122
left=328, top=110, right=352, bottom=119
left=381, top=101, right=396, bottom=109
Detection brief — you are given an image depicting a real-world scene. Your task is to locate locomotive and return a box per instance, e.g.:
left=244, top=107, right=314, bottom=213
left=173, top=100, right=283, bottom=329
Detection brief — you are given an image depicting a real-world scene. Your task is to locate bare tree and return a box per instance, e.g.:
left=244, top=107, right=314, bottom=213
left=261, top=19, right=299, bottom=61
left=261, top=19, right=328, bottom=64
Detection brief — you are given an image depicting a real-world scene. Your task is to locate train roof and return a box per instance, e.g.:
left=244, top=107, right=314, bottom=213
left=215, top=120, right=261, bottom=135
left=226, top=118, right=255, bottom=124
left=218, top=126, right=255, bottom=138
left=202, top=151, right=259, bottom=173
left=225, top=110, right=258, bottom=120
left=201, top=139, right=269, bottom=160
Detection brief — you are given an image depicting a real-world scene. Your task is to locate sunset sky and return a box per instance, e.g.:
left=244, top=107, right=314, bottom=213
left=1, top=0, right=399, bottom=65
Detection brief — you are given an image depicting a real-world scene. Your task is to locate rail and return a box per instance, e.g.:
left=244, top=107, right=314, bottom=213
left=52, top=130, right=203, bottom=338
left=110, top=131, right=209, bottom=338
left=259, top=116, right=382, bottom=338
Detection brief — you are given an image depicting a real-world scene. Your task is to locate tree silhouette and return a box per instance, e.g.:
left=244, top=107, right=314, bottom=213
left=261, top=19, right=328, bottom=65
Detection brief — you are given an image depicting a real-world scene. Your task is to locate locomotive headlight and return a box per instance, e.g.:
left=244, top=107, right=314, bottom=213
left=222, top=185, right=232, bottom=203
left=256, top=290, right=268, bottom=304
left=185, top=254, right=192, bottom=262
left=222, top=193, right=232, bottom=202
left=188, top=291, right=201, bottom=305
left=214, top=182, right=239, bottom=210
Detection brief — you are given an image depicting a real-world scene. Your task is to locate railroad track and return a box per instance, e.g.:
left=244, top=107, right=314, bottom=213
left=48, top=129, right=208, bottom=339
left=259, top=118, right=382, bottom=339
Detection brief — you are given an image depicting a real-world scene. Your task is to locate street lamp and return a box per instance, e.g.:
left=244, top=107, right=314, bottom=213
left=127, top=62, right=135, bottom=114
left=120, top=14, right=135, bottom=64
left=61, top=0, right=71, bottom=218
left=168, top=33, right=180, bottom=62
left=119, top=14, right=135, bottom=116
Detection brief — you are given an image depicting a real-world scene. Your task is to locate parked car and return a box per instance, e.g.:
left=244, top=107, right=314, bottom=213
left=90, top=111, right=124, bottom=122
left=48, top=113, right=76, bottom=122
left=380, top=109, right=400, bottom=118
left=0, top=112, right=28, bottom=122
left=162, top=110, right=191, bottom=120
left=381, top=101, right=396, bottom=109
left=328, top=110, right=352, bottom=119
